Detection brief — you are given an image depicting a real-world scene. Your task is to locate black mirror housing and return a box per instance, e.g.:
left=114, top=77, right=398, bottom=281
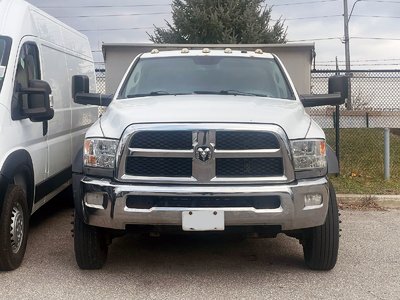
left=20, top=80, right=54, bottom=122
left=300, top=93, right=345, bottom=108
left=74, top=93, right=113, bottom=107
left=300, top=74, right=348, bottom=108
left=72, top=75, right=89, bottom=97
left=328, top=75, right=348, bottom=100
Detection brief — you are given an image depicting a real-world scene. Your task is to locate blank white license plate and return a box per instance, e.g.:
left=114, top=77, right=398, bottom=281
left=182, top=210, right=225, bottom=231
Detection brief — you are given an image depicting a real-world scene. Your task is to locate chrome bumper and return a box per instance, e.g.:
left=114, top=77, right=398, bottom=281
left=78, top=177, right=329, bottom=231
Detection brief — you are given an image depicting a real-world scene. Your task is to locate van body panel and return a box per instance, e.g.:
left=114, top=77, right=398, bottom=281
left=0, top=0, right=98, bottom=212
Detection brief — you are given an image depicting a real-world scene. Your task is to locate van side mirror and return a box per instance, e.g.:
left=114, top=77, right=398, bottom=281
left=19, top=80, right=54, bottom=122
left=300, top=75, right=348, bottom=108
left=72, top=75, right=113, bottom=106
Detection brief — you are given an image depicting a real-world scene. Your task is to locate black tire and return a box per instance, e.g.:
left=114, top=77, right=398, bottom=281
left=303, top=181, right=339, bottom=271
left=74, top=213, right=108, bottom=269
left=0, top=185, right=29, bottom=271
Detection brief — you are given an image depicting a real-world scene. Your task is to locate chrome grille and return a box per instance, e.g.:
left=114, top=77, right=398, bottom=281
left=117, top=124, right=294, bottom=184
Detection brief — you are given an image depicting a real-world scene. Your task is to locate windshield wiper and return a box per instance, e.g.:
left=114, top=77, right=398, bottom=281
left=127, top=91, right=170, bottom=98
left=127, top=91, right=193, bottom=98
left=193, top=90, right=269, bottom=97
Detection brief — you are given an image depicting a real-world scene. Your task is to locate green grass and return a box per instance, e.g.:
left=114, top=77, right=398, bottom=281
left=325, top=128, right=400, bottom=194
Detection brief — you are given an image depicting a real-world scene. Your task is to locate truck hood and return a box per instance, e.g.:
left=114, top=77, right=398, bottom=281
left=97, top=95, right=311, bottom=140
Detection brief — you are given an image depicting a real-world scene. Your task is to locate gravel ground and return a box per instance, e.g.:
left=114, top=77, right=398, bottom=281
left=1, top=198, right=399, bottom=300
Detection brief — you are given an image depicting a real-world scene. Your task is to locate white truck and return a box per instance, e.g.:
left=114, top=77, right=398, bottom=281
left=72, top=48, right=347, bottom=270
left=0, top=0, right=98, bottom=270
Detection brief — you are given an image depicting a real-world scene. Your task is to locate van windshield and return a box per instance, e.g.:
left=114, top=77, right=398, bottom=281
left=119, top=56, right=295, bottom=100
left=0, top=36, right=12, bottom=93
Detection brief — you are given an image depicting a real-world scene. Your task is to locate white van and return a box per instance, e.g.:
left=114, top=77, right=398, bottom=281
left=0, top=0, right=98, bottom=270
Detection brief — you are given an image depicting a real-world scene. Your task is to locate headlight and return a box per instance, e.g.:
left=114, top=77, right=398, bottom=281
left=291, top=139, right=326, bottom=170
left=84, top=138, right=118, bottom=168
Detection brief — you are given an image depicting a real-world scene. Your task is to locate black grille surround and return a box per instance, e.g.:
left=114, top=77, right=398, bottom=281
left=126, top=195, right=281, bottom=210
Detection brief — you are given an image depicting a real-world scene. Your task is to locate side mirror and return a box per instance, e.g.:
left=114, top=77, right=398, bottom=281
left=300, top=75, right=348, bottom=108
left=20, top=80, right=54, bottom=122
left=72, top=75, right=112, bottom=106
left=74, top=93, right=113, bottom=106
left=72, top=75, right=89, bottom=97
left=329, top=75, right=348, bottom=99
left=300, top=93, right=345, bottom=108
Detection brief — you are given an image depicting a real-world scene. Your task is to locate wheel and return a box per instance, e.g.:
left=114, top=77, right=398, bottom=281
left=74, top=212, right=108, bottom=269
left=302, top=181, right=339, bottom=270
left=0, top=185, right=29, bottom=271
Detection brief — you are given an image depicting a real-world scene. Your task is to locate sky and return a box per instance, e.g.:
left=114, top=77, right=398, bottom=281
left=26, top=0, right=400, bottom=70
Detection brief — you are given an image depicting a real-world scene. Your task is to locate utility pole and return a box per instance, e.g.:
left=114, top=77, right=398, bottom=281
left=343, top=0, right=352, bottom=109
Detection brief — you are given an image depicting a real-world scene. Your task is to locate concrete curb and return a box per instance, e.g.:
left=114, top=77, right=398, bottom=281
left=337, top=194, right=400, bottom=209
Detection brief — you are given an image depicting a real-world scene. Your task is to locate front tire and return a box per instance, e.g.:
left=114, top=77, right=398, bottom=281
left=0, top=185, right=29, bottom=271
left=302, top=181, right=339, bottom=270
left=74, top=213, right=108, bottom=269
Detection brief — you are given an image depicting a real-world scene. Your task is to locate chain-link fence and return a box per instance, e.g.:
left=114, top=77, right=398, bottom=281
left=311, top=70, right=400, bottom=180
left=95, top=68, right=106, bottom=94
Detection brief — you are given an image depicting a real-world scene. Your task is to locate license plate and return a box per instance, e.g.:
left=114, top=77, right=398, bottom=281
left=182, top=210, right=225, bottom=231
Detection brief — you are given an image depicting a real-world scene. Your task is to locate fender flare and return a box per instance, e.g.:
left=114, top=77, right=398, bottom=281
left=0, top=150, right=35, bottom=214
left=327, top=145, right=339, bottom=174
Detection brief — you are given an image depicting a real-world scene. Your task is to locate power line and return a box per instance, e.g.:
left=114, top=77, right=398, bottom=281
left=39, top=4, right=171, bottom=9
left=55, top=12, right=170, bottom=19
left=353, top=14, right=400, bottom=19
left=319, top=58, right=400, bottom=62
left=288, top=37, right=341, bottom=42
left=79, top=26, right=166, bottom=32
left=352, top=36, right=400, bottom=41
left=363, top=0, right=400, bottom=3
left=282, top=14, right=341, bottom=20
left=270, top=0, right=339, bottom=6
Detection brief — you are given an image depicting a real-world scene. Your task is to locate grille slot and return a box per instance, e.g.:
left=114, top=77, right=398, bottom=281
left=130, top=131, right=193, bottom=150
left=216, top=158, right=283, bottom=177
left=216, top=131, right=280, bottom=150
left=125, top=157, right=192, bottom=177
left=126, top=196, right=281, bottom=209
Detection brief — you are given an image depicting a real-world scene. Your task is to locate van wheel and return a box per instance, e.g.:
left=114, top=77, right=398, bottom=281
left=302, top=181, right=339, bottom=270
left=74, top=213, right=108, bottom=269
left=0, top=185, right=29, bottom=271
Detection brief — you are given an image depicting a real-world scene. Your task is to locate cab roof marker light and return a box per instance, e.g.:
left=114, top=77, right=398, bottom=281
left=255, top=49, right=263, bottom=54
left=202, top=48, right=210, bottom=54
left=224, top=48, right=232, bottom=54
left=181, top=48, right=190, bottom=54
left=151, top=49, right=159, bottom=54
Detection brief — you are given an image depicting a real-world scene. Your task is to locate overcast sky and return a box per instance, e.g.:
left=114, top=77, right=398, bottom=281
left=26, top=0, right=400, bottom=69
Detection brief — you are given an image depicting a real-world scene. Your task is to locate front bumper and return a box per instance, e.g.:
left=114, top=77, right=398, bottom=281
left=75, top=175, right=329, bottom=231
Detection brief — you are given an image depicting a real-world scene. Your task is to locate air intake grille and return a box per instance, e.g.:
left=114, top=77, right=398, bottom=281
left=216, top=158, right=283, bottom=177
left=125, top=157, right=192, bottom=177
left=126, top=195, right=281, bottom=209
left=130, top=131, right=192, bottom=150
left=216, top=131, right=279, bottom=150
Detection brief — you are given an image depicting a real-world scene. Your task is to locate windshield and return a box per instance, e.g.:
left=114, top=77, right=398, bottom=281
left=0, top=36, right=12, bottom=93
left=119, top=56, right=295, bottom=100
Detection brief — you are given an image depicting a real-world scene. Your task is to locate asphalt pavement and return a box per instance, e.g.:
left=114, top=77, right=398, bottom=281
left=0, top=196, right=399, bottom=300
